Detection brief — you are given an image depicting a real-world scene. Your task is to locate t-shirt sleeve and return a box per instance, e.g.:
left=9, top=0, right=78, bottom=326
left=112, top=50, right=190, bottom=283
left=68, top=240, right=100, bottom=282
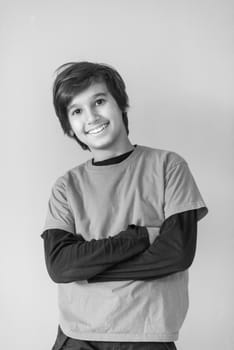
left=164, top=159, right=208, bottom=221
left=43, top=176, right=75, bottom=234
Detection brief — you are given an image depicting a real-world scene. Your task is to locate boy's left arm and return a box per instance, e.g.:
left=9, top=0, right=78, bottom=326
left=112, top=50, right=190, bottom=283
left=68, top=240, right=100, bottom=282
left=89, top=158, right=209, bottom=282
left=88, top=209, right=197, bottom=282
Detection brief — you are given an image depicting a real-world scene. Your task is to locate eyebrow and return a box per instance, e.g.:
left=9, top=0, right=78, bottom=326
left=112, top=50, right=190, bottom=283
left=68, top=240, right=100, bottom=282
left=68, top=92, right=108, bottom=111
left=93, top=92, right=107, bottom=98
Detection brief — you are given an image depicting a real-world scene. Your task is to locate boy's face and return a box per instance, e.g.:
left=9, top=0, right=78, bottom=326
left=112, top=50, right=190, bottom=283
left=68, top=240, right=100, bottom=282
left=67, top=81, right=130, bottom=160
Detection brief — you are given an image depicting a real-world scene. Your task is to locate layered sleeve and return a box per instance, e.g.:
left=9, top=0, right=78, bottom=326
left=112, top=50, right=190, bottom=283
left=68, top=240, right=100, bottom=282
left=164, top=158, right=208, bottom=221
left=43, top=176, right=75, bottom=234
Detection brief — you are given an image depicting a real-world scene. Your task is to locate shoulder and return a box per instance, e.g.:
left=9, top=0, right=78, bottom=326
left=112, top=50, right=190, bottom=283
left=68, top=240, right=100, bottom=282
left=51, top=160, right=89, bottom=192
left=138, top=145, right=187, bottom=171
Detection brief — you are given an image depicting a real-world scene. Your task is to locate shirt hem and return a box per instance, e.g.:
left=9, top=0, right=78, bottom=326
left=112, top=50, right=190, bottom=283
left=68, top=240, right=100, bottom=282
left=42, top=223, right=75, bottom=234
left=165, top=202, right=208, bottom=221
left=60, top=324, right=179, bottom=342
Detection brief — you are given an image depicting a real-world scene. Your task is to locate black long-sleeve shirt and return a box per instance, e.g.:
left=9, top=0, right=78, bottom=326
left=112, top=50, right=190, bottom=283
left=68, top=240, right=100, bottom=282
left=42, top=210, right=197, bottom=283
left=41, top=225, right=150, bottom=283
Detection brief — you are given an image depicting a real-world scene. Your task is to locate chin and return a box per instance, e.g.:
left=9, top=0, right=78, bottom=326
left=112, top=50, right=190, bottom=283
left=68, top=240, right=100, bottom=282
left=93, top=140, right=117, bottom=152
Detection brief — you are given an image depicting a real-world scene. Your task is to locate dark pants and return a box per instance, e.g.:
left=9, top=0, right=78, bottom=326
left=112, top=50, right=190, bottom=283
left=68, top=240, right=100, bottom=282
left=52, top=326, right=177, bottom=350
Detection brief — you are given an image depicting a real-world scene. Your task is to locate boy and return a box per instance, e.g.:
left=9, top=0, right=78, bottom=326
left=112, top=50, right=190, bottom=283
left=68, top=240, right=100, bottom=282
left=41, top=62, right=208, bottom=350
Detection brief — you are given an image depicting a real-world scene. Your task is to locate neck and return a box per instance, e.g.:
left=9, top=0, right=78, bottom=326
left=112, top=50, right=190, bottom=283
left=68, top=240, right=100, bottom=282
left=92, top=139, right=134, bottom=162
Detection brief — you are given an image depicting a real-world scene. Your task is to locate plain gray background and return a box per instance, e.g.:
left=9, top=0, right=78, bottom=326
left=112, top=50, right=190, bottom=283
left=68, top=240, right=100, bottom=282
left=1, top=0, right=233, bottom=349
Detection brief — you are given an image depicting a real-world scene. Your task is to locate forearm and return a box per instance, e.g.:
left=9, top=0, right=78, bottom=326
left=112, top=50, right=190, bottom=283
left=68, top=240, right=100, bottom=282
left=89, top=210, right=197, bottom=282
left=41, top=225, right=149, bottom=283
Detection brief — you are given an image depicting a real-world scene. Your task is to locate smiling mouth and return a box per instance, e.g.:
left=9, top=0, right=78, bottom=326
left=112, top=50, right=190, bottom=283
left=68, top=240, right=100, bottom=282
left=87, top=122, right=109, bottom=135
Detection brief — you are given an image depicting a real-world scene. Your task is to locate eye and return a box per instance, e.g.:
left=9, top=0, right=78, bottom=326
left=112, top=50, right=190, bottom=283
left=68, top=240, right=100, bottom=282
left=95, top=98, right=105, bottom=106
left=71, top=108, right=82, bottom=116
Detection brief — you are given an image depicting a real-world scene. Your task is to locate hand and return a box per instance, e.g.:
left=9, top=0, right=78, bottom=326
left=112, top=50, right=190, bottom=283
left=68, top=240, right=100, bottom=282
left=147, top=227, right=160, bottom=244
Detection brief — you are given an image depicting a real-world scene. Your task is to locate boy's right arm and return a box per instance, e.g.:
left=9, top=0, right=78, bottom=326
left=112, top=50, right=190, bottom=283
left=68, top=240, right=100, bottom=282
left=41, top=225, right=150, bottom=283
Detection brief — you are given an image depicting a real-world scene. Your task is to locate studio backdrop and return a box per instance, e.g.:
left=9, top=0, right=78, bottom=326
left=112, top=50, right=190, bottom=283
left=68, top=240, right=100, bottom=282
left=1, top=1, right=233, bottom=349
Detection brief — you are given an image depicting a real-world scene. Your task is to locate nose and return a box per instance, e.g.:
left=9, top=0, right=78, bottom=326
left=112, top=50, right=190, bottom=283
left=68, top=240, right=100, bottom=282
left=86, top=108, right=100, bottom=124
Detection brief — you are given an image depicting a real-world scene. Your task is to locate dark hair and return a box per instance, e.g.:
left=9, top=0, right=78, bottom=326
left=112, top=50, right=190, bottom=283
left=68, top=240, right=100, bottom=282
left=53, top=61, right=130, bottom=150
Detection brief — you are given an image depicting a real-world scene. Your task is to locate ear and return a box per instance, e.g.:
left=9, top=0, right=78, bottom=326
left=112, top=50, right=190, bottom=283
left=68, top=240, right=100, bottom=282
left=68, top=130, right=75, bottom=137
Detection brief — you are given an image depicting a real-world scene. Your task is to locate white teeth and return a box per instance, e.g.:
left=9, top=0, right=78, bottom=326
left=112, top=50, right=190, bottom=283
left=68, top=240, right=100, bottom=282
left=88, top=123, right=108, bottom=135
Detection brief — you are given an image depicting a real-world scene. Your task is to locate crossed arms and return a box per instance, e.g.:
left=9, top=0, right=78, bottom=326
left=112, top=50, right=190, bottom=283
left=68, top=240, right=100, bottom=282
left=41, top=210, right=197, bottom=283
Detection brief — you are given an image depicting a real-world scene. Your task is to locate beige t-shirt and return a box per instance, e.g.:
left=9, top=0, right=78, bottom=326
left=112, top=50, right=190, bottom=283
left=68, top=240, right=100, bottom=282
left=44, top=145, right=208, bottom=342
